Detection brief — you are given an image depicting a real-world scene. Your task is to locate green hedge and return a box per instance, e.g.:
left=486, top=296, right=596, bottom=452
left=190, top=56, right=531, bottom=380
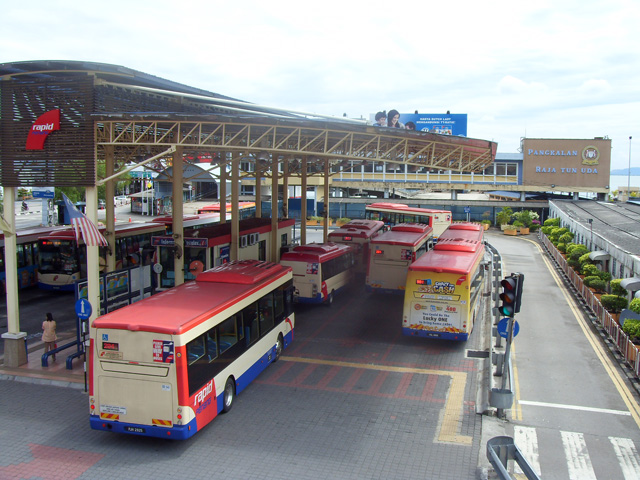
left=584, top=276, right=607, bottom=292
left=630, top=298, right=640, bottom=314
left=601, top=295, right=628, bottom=314
left=623, top=319, right=640, bottom=338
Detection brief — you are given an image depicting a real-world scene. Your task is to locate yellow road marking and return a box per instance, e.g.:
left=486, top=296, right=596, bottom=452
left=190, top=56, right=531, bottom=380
left=513, top=237, right=640, bottom=428
left=512, top=342, right=523, bottom=421
left=281, top=355, right=472, bottom=445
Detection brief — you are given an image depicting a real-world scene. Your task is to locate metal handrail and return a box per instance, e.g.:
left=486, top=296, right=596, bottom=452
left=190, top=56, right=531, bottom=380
left=487, top=436, right=541, bottom=480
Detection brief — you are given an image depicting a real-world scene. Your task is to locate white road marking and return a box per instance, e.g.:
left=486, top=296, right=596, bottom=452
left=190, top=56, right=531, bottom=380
left=514, top=425, right=541, bottom=476
left=519, top=399, right=631, bottom=416
left=610, top=437, right=640, bottom=480
left=562, top=431, right=596, bottom=480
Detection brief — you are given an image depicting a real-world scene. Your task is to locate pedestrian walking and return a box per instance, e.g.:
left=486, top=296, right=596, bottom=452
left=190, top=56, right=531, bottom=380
left=42, top=312, right=57, bottom=361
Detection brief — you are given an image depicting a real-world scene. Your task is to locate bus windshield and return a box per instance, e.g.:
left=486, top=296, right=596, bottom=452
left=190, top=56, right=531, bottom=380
left=38, top=240, right=79, bottom=274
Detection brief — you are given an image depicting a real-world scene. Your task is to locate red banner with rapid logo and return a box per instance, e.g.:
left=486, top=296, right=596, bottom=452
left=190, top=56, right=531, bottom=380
left=26, top=109, right=60, bottom=150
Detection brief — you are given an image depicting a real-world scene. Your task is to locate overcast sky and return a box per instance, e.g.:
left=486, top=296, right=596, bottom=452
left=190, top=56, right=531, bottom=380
left=2, top=0, right=638, bottom=170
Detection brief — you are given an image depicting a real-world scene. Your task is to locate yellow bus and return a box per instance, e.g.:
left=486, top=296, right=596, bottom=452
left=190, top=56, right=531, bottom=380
left=402, top=228, right=485, bottom=341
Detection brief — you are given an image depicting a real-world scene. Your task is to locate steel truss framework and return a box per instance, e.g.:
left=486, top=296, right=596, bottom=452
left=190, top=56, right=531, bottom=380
left=96, top=117, right=497, bottom=181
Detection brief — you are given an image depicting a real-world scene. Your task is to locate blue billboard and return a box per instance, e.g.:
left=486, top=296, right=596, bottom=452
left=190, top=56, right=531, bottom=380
left=401, top=113, right=467, bottom=136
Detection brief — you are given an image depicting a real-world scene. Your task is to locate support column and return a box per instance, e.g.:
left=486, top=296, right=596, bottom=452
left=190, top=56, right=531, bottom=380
left=105, top=146, right=116, bottom=272
left=282, top=159, right=289, bottom=218
left=1, top=187, right=26, bottom=367
left=301, top=157, right=307, bottom=245
left=271, top=156, right=279, bottom=262
left=172, top=147, right=185, bottom=286
left=86, top=186, right=101, bottom=322
left=231, top=153, right=240, bottom=261
left=255, top=161, right=262, bottom=218
left=451, top=190, right=458, bottom=200
left=323, top=158, right=330, bottom=242
left=219, top=154, right=227, bottom=224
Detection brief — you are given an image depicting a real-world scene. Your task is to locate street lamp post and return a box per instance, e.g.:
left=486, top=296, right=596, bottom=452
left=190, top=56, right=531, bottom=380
left=628, top=136, right=632, bottom=201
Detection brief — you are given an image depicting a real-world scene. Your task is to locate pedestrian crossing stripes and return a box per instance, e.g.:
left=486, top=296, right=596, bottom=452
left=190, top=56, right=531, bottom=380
left=512, top=426, right=640, bottom=480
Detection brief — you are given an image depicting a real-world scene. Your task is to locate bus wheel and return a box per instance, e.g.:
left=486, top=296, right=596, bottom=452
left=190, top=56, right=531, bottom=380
left=222, top=377, right=235, bottom=413
left=274, top=334, right=284, bottom=362
left=325, top=291, right=334, bottom=306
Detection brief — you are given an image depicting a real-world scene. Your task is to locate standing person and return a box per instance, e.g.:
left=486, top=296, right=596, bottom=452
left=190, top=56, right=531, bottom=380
left=42, top=312, right=57, bottom=361
left=373, top=111, right=387, bottom=127
left=387, top=109, right=404, bottom=128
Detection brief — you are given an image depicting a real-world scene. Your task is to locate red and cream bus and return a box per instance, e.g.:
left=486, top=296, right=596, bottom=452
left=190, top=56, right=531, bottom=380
left=365, top=223, right=433, bottom=294
left=0, top=225, right=67, bottom=293
left=402, top=227, right=486, bottom=341
left=89, top=259, right=294, bottom=439
left=435, top=222, right=484, bottom=249
left=37, top=222, right=166, bottom=291
left=280, top=243, right=355, bottom=305
left=151, top=213, right=221, bottom=234
left=327, top=219, right=385, bottom=274
left=196, top=201, right=256, bottom=219
left=365, top=202, right=451, bottom=238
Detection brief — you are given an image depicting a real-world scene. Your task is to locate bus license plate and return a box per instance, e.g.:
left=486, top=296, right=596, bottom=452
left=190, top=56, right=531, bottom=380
left=124, top=426, right=145, bottom=433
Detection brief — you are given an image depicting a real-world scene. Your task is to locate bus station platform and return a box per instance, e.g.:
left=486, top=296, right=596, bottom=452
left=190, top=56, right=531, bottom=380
left=0, top=330, right=86, bottom=389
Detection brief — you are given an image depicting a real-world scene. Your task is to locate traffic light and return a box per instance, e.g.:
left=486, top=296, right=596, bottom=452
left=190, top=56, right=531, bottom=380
left=499, top=273, right=524, bottom=316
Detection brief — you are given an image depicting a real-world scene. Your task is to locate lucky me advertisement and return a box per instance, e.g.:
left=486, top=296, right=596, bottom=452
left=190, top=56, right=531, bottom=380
left=403, top=272, right=467, bottom=334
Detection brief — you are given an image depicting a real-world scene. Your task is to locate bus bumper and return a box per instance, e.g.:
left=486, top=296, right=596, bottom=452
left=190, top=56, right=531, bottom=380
left=294, top=294, right=324, bottom=304
left=365, top=285, right=405, bottom=295
left=90, top=415, right=198, bottom=440
left=402, top=327, right=468, bottom=341
left=37, top=282, right=75, bottom=292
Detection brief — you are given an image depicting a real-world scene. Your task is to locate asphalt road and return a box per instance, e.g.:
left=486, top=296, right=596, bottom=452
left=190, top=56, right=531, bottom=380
left=2, top=222, right=640, bottom=478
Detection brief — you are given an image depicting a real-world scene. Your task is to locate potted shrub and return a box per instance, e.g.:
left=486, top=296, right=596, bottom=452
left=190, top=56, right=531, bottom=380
left=611, top=279, right=628, bottom=297
left=336, top=217, right=351, bottom=227
left=515, top=210, right=532, bottom=234
left=623, top=319, right=640, bottom=343
left=496, top=207, right=513, bottom=227
left=601, top=294, right=628, bottom=321
left=530, top=219, right=541, bottom=232
left=504, top=225, right=518, bottom=236
left=481, top=220, right=491, bottom=230
left=584, top=276, right=607, bottom=293
left=631, top=298, right=640, bottom=314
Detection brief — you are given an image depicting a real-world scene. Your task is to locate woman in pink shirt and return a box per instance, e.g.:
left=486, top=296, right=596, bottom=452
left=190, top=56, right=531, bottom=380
left=42, top=312, right=57, bottom=361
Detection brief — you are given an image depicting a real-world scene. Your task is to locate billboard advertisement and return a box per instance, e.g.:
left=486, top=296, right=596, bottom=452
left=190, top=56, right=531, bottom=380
left=371, top=113, right=468, bottom=136
left=522, top=138, right=611, bottom=189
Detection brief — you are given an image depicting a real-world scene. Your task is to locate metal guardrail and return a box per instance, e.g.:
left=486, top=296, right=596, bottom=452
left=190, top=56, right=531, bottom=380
left=487, top=436, right=541, bottom=480
left=540, top=234, right=640, bottom=380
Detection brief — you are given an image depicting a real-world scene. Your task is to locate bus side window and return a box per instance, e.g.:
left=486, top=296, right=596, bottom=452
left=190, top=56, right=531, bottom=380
left=219, top=315, right=239, bottom=353
left=273, top=285, right=285, bottom=321
left=242, top=303, right=259, bottom=347
left=206, top=330, right=218, bottom=362
left=187, top=335, right=206, bottom=365
left=258, top=293, right=274, bottom=336
left=284, top=282, right=295, bottom=317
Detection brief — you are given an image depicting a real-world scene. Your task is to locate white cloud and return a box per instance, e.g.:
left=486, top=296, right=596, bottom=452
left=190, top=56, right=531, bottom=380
left=1, top=0, right=639, bottom=170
